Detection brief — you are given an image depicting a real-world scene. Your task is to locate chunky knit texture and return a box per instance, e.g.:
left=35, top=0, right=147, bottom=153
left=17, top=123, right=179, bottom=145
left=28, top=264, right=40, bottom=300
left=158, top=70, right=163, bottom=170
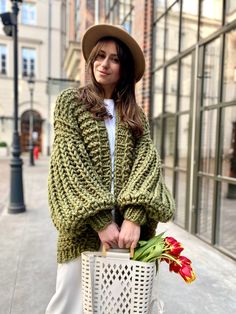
left=48, top=88, right=175, bottom=263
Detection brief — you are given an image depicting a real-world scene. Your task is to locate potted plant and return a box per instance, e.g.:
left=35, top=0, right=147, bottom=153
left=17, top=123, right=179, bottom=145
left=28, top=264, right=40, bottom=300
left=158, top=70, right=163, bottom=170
left=0, top=141, right=8, bottom=157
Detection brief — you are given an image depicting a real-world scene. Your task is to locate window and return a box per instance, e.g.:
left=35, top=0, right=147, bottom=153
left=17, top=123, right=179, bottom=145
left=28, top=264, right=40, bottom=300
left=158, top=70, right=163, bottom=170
left=0, top=44, right=7, bottom=75
left=0, top=0, right=6, bottom=14
left=21, top=2, right=36, bottom=25
left=22, top=48, right=36, bottom=77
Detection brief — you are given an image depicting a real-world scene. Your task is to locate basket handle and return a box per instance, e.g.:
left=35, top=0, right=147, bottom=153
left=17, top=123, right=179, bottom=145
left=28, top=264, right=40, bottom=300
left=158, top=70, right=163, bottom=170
left=102, top=245, right=134, bottom=259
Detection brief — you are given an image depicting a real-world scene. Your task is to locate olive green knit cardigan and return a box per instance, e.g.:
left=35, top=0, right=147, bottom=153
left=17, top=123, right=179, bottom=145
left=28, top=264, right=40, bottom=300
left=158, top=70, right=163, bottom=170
left=48, top=88, right=175, bottom=263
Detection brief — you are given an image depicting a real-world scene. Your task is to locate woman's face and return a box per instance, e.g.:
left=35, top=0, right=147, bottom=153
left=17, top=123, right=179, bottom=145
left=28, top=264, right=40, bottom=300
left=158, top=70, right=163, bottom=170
left=93, top=40, right=120, bottom=98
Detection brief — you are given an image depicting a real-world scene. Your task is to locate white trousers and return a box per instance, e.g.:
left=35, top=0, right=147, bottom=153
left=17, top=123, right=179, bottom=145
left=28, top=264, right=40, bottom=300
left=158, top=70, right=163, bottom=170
left=45, top=257, right=83, bottom=314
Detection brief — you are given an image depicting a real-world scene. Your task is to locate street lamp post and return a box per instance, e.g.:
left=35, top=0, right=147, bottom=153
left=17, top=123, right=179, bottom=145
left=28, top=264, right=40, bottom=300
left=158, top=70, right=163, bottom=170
left=0, top=0, right=25, bottom=213
left=28, top=76, right=35, bottom=166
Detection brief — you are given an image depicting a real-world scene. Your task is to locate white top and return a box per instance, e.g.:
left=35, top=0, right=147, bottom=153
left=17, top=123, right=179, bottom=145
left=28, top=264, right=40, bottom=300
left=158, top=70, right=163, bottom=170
left=104, top=99, right=116, bottom=194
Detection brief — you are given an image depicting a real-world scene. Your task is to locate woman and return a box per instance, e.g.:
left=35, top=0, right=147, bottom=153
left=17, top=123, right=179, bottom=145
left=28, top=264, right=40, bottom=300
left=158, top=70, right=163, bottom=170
left=46, top=24, right=175, bottom=314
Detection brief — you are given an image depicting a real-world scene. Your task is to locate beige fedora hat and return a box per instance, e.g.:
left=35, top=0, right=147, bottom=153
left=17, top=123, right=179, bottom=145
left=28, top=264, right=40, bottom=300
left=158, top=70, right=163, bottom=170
left=82, top=24, right=145, bottom=82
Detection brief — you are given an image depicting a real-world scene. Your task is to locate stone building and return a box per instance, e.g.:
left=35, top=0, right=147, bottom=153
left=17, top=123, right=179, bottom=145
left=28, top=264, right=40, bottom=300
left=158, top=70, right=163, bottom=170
left=0, top=0, right=70, bottom=155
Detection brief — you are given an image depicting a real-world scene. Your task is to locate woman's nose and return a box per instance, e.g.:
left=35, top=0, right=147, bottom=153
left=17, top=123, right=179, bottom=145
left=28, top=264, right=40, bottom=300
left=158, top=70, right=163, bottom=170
left=101, top=57, right=109, bottom=68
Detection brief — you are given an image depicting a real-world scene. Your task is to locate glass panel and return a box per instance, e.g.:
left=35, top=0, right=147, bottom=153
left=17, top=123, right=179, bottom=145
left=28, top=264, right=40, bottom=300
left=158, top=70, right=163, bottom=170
left=154, top=0, right=166, bottom=19
left=200, top=109, right=217, bottom=174
left=164, top=117, right=175, bottom=167
left=165, top=63, right=177, bottom=113
left=0, top=0, right=6, bottom=14
left=153, top=69, right=163, bottom=118
left=22, top=48, right=36, bottom=77
left=180, top=54, right=192, bottom=111
left=223, top=29, right=236, bottom=103
left=153, top=117, right=162, bottom=152
left=197, top=177, right=214, bottom=242
left=225, top=0, right=236, bottom=24
left=181, top=0, right=198, bottom=51
left=218, top=182, right=236, bottom=255
left=164, top=168, right=174, bottom=194
left=166, top=2, right=180, bottom=60
left=177, top=114, right=189, bottom=169
left=153, top=18, right=165, bottom=68
left=221, top=106, right=236, bottom=178
left=200, top=0, right=223, bottom=39
left=0, top=44, right=7, bottom=75
left=22, top=2, right=37, bottom=25
left=167, top=0, right=176, bottom=8
left=203, top=38, right=221, bottom=107
left=175, top=171, right=187, bottom=227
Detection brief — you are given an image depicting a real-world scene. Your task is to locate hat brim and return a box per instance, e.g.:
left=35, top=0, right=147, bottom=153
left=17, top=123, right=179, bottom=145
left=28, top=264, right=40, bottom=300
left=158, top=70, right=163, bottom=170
left=82, top=24, right=145, bottom=82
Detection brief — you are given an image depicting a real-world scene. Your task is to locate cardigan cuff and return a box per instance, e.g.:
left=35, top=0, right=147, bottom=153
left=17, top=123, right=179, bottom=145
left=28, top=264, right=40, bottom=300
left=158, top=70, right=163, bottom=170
left=88, top=210, right=113, bottom=232
left=124, top=206, right=147, bottom=225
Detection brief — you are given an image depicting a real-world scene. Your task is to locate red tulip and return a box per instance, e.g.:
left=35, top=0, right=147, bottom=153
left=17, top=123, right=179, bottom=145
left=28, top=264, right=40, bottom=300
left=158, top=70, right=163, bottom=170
left=168, top=255, right=196, bottom=283
left=164, top=237, right=184, bottom=257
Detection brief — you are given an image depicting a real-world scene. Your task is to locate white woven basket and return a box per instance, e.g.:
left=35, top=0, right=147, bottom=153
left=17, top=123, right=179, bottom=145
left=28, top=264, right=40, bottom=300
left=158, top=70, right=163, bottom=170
left=81, top=249, right=155, bottom=314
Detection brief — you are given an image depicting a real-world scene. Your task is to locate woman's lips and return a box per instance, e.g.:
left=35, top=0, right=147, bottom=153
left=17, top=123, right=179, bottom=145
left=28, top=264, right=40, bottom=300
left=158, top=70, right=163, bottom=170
left=98, top=70, right=109, bottom=76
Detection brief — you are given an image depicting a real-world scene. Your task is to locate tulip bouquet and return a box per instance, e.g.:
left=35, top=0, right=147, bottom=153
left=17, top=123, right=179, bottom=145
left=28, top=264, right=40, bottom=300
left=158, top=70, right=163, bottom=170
left=132, top=232, right=196, bottom=284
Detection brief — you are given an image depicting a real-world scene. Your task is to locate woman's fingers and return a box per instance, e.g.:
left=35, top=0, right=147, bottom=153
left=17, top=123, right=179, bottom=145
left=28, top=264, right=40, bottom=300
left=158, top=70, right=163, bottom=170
left=98, top=222, right=120, bottom=247
left=118, top=219, right=140, bottom=249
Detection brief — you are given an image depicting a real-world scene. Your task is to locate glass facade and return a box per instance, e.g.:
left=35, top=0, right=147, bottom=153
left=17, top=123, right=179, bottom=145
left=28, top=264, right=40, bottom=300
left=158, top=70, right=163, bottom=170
left=152, top=0, right=236, bottom=259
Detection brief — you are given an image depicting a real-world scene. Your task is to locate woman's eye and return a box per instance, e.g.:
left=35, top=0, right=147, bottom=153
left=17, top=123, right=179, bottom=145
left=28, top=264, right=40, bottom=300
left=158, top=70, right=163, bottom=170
left=96, top=53, right=105, bottom=60
left=111, top=57, right=119, bottom=63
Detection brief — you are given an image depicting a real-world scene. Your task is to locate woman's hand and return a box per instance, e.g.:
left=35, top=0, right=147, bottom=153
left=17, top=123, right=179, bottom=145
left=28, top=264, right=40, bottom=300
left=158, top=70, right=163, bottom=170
left=98, top=222, right=120, bottom=250
left=118, top=219, right=140, bottom=250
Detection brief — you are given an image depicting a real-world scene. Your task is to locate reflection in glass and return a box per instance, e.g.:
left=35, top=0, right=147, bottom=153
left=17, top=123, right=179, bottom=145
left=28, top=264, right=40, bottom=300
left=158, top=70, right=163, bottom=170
left=226, top=0, right=236, bottom=24
left=175, top=171, right=187, bottom=228
left=200, top=109, right=217, bottom=174
left=153, top=69, right=163, bottom=118
left=166, top=2, right=180, bottom=60
left=180, top=54, right=192, bottom=111
left=200, top=0, right=222, bottom=39
left=154, top=0, right=165, bottom=19
left=218, top=182, right=236, bottom=255
left=154, top=18, right=165, bottom=68
left=164, top=167, right=174, bottom=194
left=166, top=63, right=177, bottom=113
left=167, top=0, right=176, bottom=8
left=164, top=117, right=175, bottom=167
left=120, top=0, right=134, bottom=31
left=153, top=117, right=162, bottom=152
left=223, top=30, right=236, bottom=102
left=203, top=38, right=221, bottom=107
left=221, top=106, right=236, bottom=178
left=197, top=177, right=214, bottom=242
left=181, top=0, right=198, bottom=51
left=177, top=114, right=189, bottom=169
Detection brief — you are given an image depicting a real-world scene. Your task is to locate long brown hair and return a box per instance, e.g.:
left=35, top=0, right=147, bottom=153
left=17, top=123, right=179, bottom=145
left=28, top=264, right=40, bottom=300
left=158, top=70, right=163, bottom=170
left=78, top=37, right=144, bottom=137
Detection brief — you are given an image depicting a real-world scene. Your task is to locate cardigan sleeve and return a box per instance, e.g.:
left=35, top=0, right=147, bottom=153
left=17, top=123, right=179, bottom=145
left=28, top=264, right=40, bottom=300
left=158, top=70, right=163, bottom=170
left=48, top=89, right=114, bottom=234
left=117, top=109, right=175, bottom=225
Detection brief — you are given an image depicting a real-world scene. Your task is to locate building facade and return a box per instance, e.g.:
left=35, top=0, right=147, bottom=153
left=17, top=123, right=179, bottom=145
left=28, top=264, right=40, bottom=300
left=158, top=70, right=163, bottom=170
left=0, top=0, right=70, bottom=155
left=152, top=0, right=236, bottom=260
left=63, top=0, right=236, bottom=260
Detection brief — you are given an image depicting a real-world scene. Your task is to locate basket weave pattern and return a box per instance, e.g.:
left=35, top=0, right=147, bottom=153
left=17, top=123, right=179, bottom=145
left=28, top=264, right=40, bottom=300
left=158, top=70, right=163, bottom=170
left=82, top=251, right=155, bottom=314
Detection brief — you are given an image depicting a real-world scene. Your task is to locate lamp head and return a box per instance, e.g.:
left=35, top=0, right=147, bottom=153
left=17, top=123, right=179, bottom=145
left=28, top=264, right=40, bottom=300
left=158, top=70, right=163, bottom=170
left=0, top=12, right=16, bottom=36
